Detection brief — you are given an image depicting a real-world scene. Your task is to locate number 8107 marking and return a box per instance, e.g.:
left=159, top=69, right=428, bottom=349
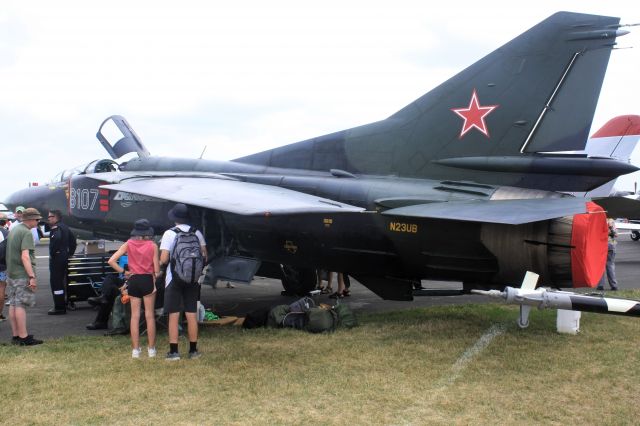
left=70, top=188, right=99, bottom=211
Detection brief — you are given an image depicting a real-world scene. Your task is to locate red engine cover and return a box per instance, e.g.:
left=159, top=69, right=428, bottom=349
left=570, top=201, right=608, bottom=287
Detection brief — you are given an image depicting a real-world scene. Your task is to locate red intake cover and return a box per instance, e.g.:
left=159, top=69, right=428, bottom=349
left=570, top=202, right=607, bottom=287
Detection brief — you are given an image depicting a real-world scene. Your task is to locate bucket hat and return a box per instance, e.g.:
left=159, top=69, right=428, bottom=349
left=22, top=208, right=42, bottom=221
left=130, top=218, right=154, bottom=237
left=168, top=203, right=189, bottom=223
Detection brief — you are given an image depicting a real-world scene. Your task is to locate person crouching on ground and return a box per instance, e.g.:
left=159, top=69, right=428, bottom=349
left=108, top=219, right=161, bottom=358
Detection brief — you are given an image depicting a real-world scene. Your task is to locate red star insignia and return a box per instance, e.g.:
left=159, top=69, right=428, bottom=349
left=451, top=89, right=499, bottom=138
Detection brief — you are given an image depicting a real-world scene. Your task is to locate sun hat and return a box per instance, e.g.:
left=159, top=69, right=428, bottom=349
left=168, top=203, right=189, bottom=223
left=22, top=208, right=42, bottom=221
left=130, top=218, right=154, bottom=237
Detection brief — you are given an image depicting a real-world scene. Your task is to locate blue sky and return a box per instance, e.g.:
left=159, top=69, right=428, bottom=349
left=1, top=1, right=639, bottom=200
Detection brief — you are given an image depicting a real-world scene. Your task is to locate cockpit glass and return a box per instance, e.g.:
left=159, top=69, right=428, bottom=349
left=100, top=119, right=127, bottom=147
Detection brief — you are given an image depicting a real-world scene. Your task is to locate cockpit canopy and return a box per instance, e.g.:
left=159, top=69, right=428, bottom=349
left=50, top=159, right=119, bottom=183
left=97, top=115, right=149, bottom=159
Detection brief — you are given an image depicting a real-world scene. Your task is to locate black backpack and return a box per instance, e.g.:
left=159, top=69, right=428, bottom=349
left=0, top=227, right=8, bottom=271
left=170, top=226, right=205, bottom=284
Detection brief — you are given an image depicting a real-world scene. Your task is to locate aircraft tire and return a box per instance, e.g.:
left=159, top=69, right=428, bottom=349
left=280, top=265, right=318, bottom=296
left=631, top=231, right=640, bottom=241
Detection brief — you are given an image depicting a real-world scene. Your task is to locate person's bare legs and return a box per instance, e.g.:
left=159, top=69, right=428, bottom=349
left=168, top=312, right=179, bottom=343
left=10, top=305, right=28, bottom=337
left=185, top=312, right=198, bottom=343
left=337, top=273, right=345, bottom=295
left=143, top=292, right=156, bottom=349
left=129, top=297, right=141, bottom=349
left=326, top=272, right=334, bottom=293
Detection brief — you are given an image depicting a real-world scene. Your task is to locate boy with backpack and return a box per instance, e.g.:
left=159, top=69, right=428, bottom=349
left=159, top=203, right=207, bottom=361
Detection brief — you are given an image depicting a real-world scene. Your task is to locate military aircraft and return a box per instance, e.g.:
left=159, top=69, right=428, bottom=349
left=5, top=12, right=639, bottom=301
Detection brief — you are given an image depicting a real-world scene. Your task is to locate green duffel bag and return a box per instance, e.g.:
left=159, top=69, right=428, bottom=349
left=267, top=305, right=291, bottom=328
left=305, top=307, right=338, bottom=333
left=333, top=303, right=358, bottom=328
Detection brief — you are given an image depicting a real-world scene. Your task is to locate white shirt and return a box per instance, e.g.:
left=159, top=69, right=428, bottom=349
left=160, top=224, right=206, bottom=287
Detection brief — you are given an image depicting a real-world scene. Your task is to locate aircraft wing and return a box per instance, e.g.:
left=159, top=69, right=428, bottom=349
left=382, top=198, right=591, bottom=225
left=93, top=173, right=364, bottom=215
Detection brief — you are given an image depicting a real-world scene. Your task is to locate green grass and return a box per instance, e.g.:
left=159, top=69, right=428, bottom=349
left=1, top=293, right=640, bottom=425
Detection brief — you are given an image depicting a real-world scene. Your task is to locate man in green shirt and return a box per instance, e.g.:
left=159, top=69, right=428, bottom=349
left=6, top=208, right=44, bottom=346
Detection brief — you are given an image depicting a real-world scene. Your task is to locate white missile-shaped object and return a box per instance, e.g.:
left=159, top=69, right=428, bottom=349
left=472, top=271, right=640, bottom=328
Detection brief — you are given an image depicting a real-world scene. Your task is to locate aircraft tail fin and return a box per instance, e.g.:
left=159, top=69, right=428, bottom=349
left=236, top=12, right=626, bottom=190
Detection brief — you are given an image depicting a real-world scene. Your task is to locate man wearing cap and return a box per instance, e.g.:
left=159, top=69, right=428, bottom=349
left=10, top=206, right=41, bottom=244
left=5, top=208, right=44, bottom=345
left=8, top=206, right=24, bottom=232
left=47, top=210, right=77, bottom=315
left=159, top=203, right=207, bottom=360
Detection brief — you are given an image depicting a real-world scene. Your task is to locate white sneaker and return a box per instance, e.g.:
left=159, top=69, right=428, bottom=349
left=132, top=348, right=141, bottom=359
left=148, top=347, right=157, bottom=358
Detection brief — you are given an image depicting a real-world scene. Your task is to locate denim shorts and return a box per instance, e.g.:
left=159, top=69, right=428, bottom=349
left=0, top=270, right=6, bottom=282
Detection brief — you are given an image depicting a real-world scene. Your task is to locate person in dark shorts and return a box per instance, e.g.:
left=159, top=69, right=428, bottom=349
left=160, top=203, right=207, bottom=361
left=108, top=219, right=160, bottom=358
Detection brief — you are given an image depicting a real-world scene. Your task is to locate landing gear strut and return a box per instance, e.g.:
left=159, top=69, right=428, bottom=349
left=280, top=265, right=318, bottom=296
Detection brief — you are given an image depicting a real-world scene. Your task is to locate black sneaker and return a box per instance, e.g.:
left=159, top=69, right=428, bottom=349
left=104, top=327, right=129, bottom=336
left=19, top=335, right=43, bottom=346
left=12, top=335, right=33, bottom=345
left=165, top=352, right=181, bottom=361
left=86, top=322, right=108, bottom=330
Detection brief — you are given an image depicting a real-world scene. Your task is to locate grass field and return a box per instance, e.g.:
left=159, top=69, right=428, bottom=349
left=1, top=293, right=639, bottom=425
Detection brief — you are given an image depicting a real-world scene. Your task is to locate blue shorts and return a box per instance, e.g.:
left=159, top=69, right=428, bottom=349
left=0, top=270, right=6, bottom=282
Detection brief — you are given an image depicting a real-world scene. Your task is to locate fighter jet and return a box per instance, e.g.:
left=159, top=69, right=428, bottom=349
left=5, top=12, right=638, bottom=300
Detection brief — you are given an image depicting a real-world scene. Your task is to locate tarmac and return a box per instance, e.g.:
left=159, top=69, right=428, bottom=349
left=2, top=237, right=640, bottom=342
